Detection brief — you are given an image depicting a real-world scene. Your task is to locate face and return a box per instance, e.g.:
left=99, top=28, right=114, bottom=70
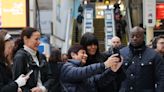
left=24, top=31, right=41, bottom=51
left=86, top=44, right=97, bottom=56
left=4, top=40, right=15, bottom=58
left=73, top=49, right=88, bottom=64
left=156, top=38, right=164, bottom=54
left=130, top=31, right=144, bottom=47
left=62, top=54, right=68, bottom=62
left=112, top=37, right=121, bottom=48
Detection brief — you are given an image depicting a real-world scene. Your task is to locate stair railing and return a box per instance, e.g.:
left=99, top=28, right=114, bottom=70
left=62, top=9, right=73, bottom=53
left=125, top=0, right=132, bottom=43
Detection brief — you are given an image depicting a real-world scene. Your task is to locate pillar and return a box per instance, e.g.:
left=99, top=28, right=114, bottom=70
left=146, top=27, right=154, bottom=45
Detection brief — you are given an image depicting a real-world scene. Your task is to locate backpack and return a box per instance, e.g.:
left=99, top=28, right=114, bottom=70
left=76, top=14, right=83, bottom=24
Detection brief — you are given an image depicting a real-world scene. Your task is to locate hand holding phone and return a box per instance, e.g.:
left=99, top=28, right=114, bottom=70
left=112, top=48, right=121, bottom=62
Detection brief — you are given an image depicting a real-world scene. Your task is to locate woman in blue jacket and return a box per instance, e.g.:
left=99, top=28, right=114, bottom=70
left=60, top=44, right=122, bottom=92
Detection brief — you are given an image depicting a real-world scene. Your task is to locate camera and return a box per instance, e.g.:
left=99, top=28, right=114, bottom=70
left=112, top=48, right=121, bottom=62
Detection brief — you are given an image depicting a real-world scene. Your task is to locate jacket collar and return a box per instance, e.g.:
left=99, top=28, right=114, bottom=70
left=24, top=45, right=37, bottom=56
left=129, top=42, right=146, bottom=55
left=68, top=59, right=82, bottom=66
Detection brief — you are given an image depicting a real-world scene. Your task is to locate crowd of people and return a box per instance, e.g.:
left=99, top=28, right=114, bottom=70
left=0, top=26, right=164, bottom=92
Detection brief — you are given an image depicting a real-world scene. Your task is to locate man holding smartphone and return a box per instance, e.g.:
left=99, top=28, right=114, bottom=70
left=103, top=36, right=124, bottom=59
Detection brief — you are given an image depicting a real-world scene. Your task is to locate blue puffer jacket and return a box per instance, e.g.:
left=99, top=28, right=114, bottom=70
left=60, top=59, right=117, bottom=92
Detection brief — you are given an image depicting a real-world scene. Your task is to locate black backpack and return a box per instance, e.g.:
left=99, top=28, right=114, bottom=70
left=76, top=14, right=83, bottom=24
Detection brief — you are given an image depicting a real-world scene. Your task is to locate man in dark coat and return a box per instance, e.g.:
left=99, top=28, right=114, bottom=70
left=152, top=35, right=164, bottom=58
left=119, top=26, right=164, bottom=92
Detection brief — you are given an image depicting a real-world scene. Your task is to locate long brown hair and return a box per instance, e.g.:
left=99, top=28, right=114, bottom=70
left=0, top=31, right=13, bottom=69
left=0, top=36, right=5, bottom=60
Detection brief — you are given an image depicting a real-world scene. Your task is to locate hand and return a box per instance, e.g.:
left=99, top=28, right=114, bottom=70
left=15, top=74, right=29, bottom=87
left=104, top=54, right=120, bottom=69
left=31, top=86, right=47, bottom=92
left=31, top=87, right=42, bottom=92
left=17, top=88, right=22, bottom=92
left=110, top=56, right=123, bottom=72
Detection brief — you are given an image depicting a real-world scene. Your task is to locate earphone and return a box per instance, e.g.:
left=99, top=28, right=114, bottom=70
left=152, top=37, right=157, bottom=49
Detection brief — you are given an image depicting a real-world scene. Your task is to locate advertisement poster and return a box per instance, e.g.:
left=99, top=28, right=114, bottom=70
left=0, top=0, right=27, bottom=28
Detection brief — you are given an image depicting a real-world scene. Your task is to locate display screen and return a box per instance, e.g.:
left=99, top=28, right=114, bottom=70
left=155, top=3, right=164, bottom=30
left=0, top=0, right=27, bottom=28
left=156, top=3, right=164, bottom=20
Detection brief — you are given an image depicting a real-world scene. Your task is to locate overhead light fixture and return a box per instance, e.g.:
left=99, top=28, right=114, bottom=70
left=84, top=0, right=87, bottom=5
left=104, top=0, right=110, bottom=5
left=118, top=0, right=121, bottom=4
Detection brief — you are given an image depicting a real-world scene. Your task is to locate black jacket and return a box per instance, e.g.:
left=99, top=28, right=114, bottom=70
left=60, top=59, right=118, bottom=92
left=85, top=53, right=106, bottom=66
left=48, top=61, right=65, bottom=92
left=12, top=49, right=54, bottom=92
left=0, top=60, right=18, bottom=92
left=119, top=44, right=164, bottom=92
left=86, top=52, right=126, bottom=92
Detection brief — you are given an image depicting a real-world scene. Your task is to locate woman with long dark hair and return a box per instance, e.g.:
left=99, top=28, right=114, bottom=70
left=12, top=27, right=53, bottom=92
left=80, top=32, right=105, bottom=65
left=80, top=32, right=125, bottom=92
left=0, top=31, right=29, bottom=92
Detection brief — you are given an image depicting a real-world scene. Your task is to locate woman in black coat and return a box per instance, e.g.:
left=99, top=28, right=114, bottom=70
left=0, top=31, right=28, bottom=92
left=12, top=27, right=53, bottom=92
left=80, top=32, right=126, bottom=92
left=48, top=48, right=65, bottom=92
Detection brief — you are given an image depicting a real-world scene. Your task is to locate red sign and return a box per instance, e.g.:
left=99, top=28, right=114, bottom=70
left=156, top=3, right=164, bottom=19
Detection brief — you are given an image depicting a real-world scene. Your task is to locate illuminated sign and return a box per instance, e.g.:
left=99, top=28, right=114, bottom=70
left=156, top=3, right=164, bottom=19
left=0, top=0, right=27, bottom=28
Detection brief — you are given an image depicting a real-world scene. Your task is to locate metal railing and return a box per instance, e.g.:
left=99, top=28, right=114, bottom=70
left=125, top=0, right=132, bottom=42
left=62, top=9, right=73, bottom=53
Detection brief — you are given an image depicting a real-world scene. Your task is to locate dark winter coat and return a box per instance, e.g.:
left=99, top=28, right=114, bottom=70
left=0, top=60, right=18, bottom=92
left=48, top=61, right=65, bottom=92
left=85, top=53, right=106, bottom=66
left=98, top=49, right=126, bottom=92
left=60, top=59, right=118, bottom=92
left=12, top=49, right=54, bottom=92
left=119, top=44, right=164, bottom=92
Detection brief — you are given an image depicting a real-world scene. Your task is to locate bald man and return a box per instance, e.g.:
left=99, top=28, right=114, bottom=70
left=111, top=36, right=122, bottom=49
left=103, top=36, right=124, bottom=57
left=119, top=26, right=164, bottom=92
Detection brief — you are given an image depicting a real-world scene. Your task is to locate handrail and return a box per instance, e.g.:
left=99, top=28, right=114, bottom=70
left=52, top=34, right=65, bottom=42
left=125, top=0, right=132, bottom=42
left=62, top=9, right=73, bottom=53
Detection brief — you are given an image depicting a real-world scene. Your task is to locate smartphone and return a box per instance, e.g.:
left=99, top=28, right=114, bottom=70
left=25, top=70, right=33, bottom=77
left=113, top=48, right=121, bottom=62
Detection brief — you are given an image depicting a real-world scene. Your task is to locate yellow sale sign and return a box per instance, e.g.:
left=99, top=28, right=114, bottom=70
left=0, top=0, right=27, bottom=28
